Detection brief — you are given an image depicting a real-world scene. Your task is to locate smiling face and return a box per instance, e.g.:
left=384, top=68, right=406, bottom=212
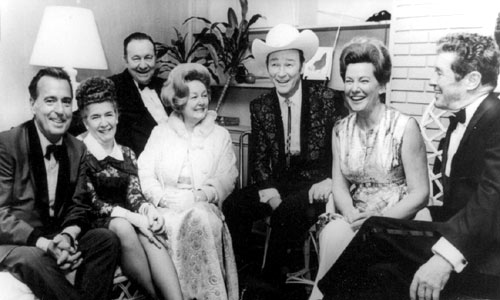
left=344, top=62, right=384, bottom=113
left=181, top=80, right=209, bottom=126
left=31, top=76, right=73, bottom=143
left=83, top=101, right=118, bottom=146
left=124, top=39, right=156, bottom=85
left=429, top=52, right=468, bottom=111
left=267, top=49, right=303, bottom=98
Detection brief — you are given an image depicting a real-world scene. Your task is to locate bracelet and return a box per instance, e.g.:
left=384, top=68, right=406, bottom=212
left=60, top=232, right=75, bottom=248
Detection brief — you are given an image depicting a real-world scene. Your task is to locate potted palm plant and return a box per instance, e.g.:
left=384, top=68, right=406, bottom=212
left=155, top=26, right=220, bottom=84
left=187, top=0, right=263, bottom=114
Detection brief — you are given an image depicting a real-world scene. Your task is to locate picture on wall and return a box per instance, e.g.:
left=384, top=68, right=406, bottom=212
left=303, top=47, right=334, bottom=81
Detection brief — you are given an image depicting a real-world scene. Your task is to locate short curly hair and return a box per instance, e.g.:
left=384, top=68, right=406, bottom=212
left=161, top=63, right=211, bottom=112
left=76, top=76, right=118, bottom=118
left=437, top=33, right=500, bottom=86
left=339, top=37, right=392, bottom=85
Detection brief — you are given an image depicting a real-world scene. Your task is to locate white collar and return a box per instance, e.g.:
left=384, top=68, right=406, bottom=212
left=83, top=133, right=123, bottom=161
left=277, top=81, right=302, bottom=106
left=34, top=121, right=62, bottom=156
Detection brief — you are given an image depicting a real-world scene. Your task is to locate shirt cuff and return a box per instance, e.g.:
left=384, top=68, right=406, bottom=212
left=431, top=237, right=468, bottom=273
left=111, top=206, right=128, bottom=218
left=36, top=237, right=51, bottom=252
left=258, top=188, right=280, bottom=203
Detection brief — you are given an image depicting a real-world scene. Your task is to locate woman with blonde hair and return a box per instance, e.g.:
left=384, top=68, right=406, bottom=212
left=138, top=63, right=239, bottom=300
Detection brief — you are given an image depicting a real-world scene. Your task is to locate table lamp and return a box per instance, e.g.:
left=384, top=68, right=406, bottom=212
left=30, top=6, right=108, bottom=110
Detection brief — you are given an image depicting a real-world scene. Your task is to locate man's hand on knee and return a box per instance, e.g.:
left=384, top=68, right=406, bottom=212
left=410, top=254, right=452, bottom=300
left=308, top=178, right=332, bottom=204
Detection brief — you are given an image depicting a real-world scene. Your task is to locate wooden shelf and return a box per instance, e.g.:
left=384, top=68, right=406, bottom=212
left=250, top=21, right=390, bottom=34
left=213, top=79, right=274, bottom=89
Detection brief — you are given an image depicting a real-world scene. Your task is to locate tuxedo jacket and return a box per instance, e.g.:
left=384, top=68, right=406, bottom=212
left=249, top=80, right=347, bottom=190
left=436, top=93, right=500, bottom=275
left=0, top=120, right=91, bottom=263
left=109, top=69, right=170, bottom=156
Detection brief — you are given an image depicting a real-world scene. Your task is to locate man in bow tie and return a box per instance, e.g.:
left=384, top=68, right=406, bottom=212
left=0, top=68, right=120, bottom=300
left=109, top=32, right=171, bottom=156
left=318, top=33, right=500, bottom=300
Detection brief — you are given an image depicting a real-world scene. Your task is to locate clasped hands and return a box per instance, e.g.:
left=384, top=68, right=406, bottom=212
left=47, top=233, right=82, bottom=271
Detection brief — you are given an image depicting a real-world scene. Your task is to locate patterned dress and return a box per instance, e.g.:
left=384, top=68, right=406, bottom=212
left=336, top=106, right=410, bottom=212
left=139, top=111, right=238, bottom=300
left=83, top=136, right=148, bottom=228
left=309, top=106, right=411, bottom=300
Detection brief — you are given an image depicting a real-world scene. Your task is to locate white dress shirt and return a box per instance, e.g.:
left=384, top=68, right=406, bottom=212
left=135, top=82, right=169, bottom=124
left=278, top=83, right=302, bottom=155
left=433, top=94, right=488, bottom=273
left=35, top=122, right=62, bottom=217
left=259, top=84, right=303, bottom=203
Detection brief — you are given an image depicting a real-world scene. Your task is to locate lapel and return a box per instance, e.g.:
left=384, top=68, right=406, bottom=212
left=300, top=80, right=311, bottom=159
left=456, top=94, right=496, bottom=153
left=269, top=90, right=287, bottom=157
left=442, top=93, right=496, bottom=177
left=27, top=120, right=51, bottom=220
left=54, top=138, right=70, bottom=218
left=122, top=70, right=159, bottom=125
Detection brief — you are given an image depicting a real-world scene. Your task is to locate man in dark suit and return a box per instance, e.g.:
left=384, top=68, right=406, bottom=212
left=110, top=32, right=170, bottom=156
left=318, top=33, right=500, bottom=300
left=223, top=24, right=347, bottom=283
left=0, top=68, right=120, bottom=300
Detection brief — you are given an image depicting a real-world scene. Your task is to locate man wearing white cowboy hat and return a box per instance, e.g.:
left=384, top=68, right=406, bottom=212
left=223, top=24, right=347, bottom=284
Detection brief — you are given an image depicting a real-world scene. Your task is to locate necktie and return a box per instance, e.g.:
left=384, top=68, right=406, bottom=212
left=285, top=98, right=292, bottom=168
left=45, top=144, right=63, bottom=161
left=448, top=109, right=466, bottom=132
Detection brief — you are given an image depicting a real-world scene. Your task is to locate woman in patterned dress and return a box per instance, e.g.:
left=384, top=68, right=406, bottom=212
left=138, top=63, right=239, bottom=300
left=76, top=77, right=182, bottom=300
left=309, top=38, right=430, bottom=300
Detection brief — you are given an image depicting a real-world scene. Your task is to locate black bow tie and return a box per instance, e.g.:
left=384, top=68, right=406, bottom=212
left=138, top=82, right=155, bottom=91
left=45, top=144, right=64, bottom=161
left=449, top=109, right=466, bottom=132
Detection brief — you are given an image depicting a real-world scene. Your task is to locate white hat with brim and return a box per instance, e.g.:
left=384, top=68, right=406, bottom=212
left=252, top=24, right=319, bottom=69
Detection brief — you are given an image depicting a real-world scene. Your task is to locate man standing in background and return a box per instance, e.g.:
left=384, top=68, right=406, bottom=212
left=110, top=32, right=170, bottom=156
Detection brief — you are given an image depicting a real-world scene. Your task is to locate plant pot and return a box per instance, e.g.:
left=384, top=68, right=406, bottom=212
left=235, top=65, right=248, bottom=84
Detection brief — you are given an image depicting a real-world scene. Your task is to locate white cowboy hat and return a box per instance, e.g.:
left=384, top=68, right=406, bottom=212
left=252, top=24, right=319, bottom=68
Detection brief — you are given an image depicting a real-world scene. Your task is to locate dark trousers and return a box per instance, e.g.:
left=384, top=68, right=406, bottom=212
left=1, top=228, right=120, bottom=300
left=318, top=216, right=500, bottom=300
left=223, top=179, right=324, bottom=283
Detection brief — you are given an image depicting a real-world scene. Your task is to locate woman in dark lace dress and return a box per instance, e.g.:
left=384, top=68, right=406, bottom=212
left=76, top=77, right=182, bottom=300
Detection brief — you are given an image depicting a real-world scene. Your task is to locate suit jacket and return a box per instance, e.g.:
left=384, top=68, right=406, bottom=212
left=0, top=120, right=91, bottom=263
left=249, top=80, right=347, bottom=190
left=436, top=93, right=500, bottom=275
left=109, top=69, right=170, bottom=156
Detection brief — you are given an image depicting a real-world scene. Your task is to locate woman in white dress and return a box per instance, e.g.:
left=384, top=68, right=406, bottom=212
left=138, top=63, right=239, bottom=300
left=309, top=37, right=429, bottom=300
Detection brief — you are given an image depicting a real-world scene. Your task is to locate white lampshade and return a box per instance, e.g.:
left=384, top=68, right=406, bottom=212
left=30, top=6, right=107, bottom=70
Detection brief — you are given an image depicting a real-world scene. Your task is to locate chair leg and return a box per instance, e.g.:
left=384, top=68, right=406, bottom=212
left=261, top=226, right=272, bottom=270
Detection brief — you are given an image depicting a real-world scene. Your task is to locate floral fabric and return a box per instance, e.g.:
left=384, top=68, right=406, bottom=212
left=335, top=106, right=410, bottom=214
left=138, top=111, right=238, bottom=300
left=84, top=145, right=148, bottom=227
